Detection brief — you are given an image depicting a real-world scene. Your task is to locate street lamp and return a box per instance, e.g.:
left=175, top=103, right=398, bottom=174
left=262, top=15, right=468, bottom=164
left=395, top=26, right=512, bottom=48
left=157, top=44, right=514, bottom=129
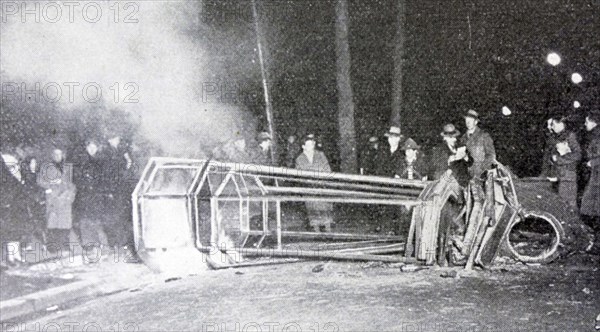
left=571, top=73, right=583, bottom=84
left=502, top=106, right=512, bottom=116
left=546, top=52, right=561, bottom=66
left=573, top=101, right=581, bottom=109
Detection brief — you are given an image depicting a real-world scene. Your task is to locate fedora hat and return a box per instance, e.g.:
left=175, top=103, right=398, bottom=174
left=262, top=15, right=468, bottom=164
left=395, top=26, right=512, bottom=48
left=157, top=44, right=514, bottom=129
left=384, top=126, right=402, bottom=137
left=368, top=136, right=379, bottom=143
left=464, top=109, right=479, bottom=120
left=302, top=133, right=316, bottom=143
left=440, top=124, right=461, bottom=137
left=401, top=138, right=420, bottom=150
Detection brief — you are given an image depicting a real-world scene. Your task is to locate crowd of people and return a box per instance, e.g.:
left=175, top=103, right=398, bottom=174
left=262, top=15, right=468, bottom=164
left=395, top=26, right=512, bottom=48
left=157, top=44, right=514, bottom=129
left=538, top=111, right=600, bottom=240
left=358, top=109, right=600, bottom=247
left=196, top=108, right=600, bottom=245
left=2, top=108, right=599, bottom=270
left=356, top=110, right=496, bottom=236
left=1, top=131, right=136, bottom=270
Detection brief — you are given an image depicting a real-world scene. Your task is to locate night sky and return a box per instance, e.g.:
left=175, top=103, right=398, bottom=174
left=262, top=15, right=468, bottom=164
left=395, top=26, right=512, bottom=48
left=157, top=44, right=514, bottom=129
left=1, top=1, right=597, bottom=176
left=201, top=0, right=599, bottom=176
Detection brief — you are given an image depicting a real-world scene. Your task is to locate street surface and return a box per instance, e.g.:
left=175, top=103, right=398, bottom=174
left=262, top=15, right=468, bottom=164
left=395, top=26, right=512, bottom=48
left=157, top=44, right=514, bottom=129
left=7, top=256, right=600, bottom=332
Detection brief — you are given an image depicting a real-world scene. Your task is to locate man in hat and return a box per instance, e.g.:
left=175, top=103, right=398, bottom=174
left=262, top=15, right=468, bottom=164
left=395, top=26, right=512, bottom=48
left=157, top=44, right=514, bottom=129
left=251, top=131, right=273, bottom=166
left=375, top=126, right=405, bottom=177
left=549, top=116, right=581, bottom=211
left=461, top=110, right=496, bottom=184
left=372, top=126, right=404, bottom=234
left=430, top=124, right=471, bottom=187
left=360, top=136, right=379, bottom=175
left=458, top=110, right=496, bottom=259
left=295, top=133, right=333, bottom=232
left=396, top=138, right=428, bottom=180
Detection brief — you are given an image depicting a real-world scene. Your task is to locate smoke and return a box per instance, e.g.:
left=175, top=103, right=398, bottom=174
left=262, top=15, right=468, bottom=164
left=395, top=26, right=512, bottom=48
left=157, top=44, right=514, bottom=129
left=0, top=1, right=255, bottom=158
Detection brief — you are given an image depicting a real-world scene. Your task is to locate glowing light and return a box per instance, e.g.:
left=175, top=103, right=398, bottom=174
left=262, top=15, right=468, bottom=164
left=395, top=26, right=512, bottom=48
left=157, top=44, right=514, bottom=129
left=573, top=101, right=581, bottom=109
left=571, top=73, right=583, bottom=84
left=546, top=53, right=561, bottom=66
left=502, top=106, right=512, bottom=116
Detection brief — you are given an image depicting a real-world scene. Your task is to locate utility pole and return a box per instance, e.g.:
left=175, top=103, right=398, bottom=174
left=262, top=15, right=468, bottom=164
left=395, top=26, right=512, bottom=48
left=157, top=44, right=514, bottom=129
left=252, top=0, right=277, bottom=163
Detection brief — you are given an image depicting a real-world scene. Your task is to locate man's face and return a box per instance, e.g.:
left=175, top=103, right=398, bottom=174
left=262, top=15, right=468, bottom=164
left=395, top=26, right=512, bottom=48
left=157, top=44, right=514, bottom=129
left=260, top=140, right=272, bottom=150
left=585, top=117, right=598, bottom=131
left=405, top=149, right=417, bottom=159
left=86, top=143, right=98, bottom=156
left=108, top=136, right=121, bottom=148
left=302, top=140, right=316, bottom=152
left=552, top=120, right=565, bottom=133
left=288, top=136, right=296, bottom=144
left=52, top=149, right=64, bottom=163
left=465, top=117, right=478, bottom=131
left=387, top=135, right=400, bottom=146
left=443, top=136, right=457, bottom=145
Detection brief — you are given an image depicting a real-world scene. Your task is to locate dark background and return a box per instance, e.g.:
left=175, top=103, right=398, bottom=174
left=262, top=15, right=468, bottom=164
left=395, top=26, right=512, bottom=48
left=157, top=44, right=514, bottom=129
left=202, top=0, right=599, bottom=176
left=2, top=0, right=598, bottom=177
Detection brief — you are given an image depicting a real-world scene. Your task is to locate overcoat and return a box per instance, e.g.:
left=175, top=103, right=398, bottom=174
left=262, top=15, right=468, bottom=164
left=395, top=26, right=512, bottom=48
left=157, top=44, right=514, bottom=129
left=581, top=126, right=600, bottom=217
left=43, top=180, right=77, bottom=230
left=295, top=151, right=332, bottom=212
left=460, top=127, right=496, bottom=179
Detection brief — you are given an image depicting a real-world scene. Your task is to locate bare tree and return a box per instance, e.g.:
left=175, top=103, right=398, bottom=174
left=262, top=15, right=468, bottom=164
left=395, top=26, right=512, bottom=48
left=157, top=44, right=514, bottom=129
left=335, top=0, right=357, bottom=173
left=391, top=0, right=406, bottom=127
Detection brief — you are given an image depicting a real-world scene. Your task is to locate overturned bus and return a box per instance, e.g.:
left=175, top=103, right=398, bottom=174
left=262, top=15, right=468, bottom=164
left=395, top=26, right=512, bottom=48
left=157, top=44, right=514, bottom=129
left=132, top=157, right=593, bottom=273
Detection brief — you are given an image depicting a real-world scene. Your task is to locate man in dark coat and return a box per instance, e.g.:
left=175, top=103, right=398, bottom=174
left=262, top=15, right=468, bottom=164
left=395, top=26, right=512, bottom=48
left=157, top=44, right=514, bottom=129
left=73, top=139, right=108, bottom=254
left=375, top=126, right=405, bottom=177
left=581, top=110, right=600, bottom=249
left=283, top=135, right=300, bottom=168
left=459, top=110, right=496, bottom=256
left=1, top=152, right=29, bottom=266
left=360, top=136, right=379, bottom=175
left=396, top=138, right=428, bottom=180
left=461, top=110, right=496, bottom=186
left=103, top=133, right=135, bottom=249
left=373, top=126, right=405, bottom=235
left=430, top=124, right=471, bottom=187
left=21, top=156, right=46, bottom=245
left=550, top=116, right=581, bottom=212
left=540, top=118, right=558, bottom=178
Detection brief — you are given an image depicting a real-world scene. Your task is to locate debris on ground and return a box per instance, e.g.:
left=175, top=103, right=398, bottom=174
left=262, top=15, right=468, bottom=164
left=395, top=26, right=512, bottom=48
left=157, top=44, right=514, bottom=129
left=312, top=264, right=325, bottom=273
left=400, top=265, right=428, bottom=272
left=440, top=270, right=459, bottom=278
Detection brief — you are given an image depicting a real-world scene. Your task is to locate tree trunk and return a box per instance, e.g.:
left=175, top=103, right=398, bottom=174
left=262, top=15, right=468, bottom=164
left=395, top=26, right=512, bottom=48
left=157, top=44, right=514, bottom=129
left=335, top=0, right=357, bottom=174
left=391, top=0, right=406, bottom=127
